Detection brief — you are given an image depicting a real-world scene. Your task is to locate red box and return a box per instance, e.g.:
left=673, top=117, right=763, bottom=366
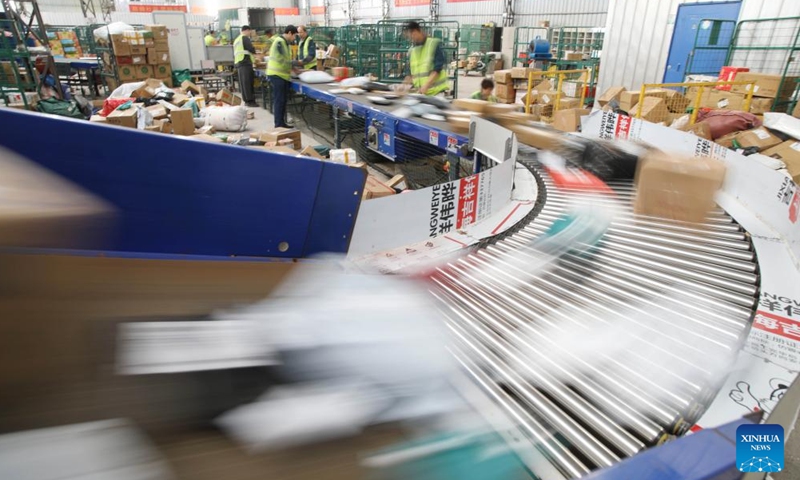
left=717, top=66, right=750, bottom=91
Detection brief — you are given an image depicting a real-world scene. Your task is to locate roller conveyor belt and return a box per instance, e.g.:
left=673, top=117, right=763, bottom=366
left=431, top=162, right=759, bottom=479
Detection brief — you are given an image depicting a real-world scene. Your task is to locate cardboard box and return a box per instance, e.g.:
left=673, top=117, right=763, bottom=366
left=730, top=72, right=799, bottom=99
left=552, top=108, right=591, bottom=132
left=264, top=146, right=300, bottom=156
left=507, top=124, right=566, bottom=150
left=749, top=97, right=774, bottom=114
left=146, top=104, right=168, bottom=120
left=115, top=55, right=133, bottom=65
left=217, top=88, right=241, bottom=106
left=117, top=65, right=137, bottom=82
left=260, top=128, right=302, bottom=150
left=452, top=98, right=488, bottom=113
left=597, top=86, right=626, bottom=107
left=716, top=66, right=749, bottom=91
left=632, top=97, right=668, bottom=124
left=153, top=64, right=172, bottom=80
left=511, top=67, right=531, bottom=79
left=329, top=148, right=358, bottom=165
left=634, top=152, right=726, bottom=223
left=300, top=146, right=325, bottom=159
left=539, top=90, right=559, bottom=105
left=618, top=91, right=639, bottom=112
left=698, top=90, right=745, bottom=110
left=147, top=48, right=170, bottom=65
left=189, top=134, right=223, bottom=143
left=494, top=69, right=513, bottom=85
left=130, top=55, right=147, bottom=65
left=130, top=45, right=147, bottom=55
left=89, top=115, right=107, bottom=123
left=495, top=83, right=515, bottom=100
left=363, top=176, right=395, bottom=200
left=106, top=107, right=138, bottom=128
left=446, top=115, right=471, bottom=134
left=493, top=111, right=541, bottom=126
left=558, top=97, right=581, bottom=110
left=565, top=52, right=584, bottom=61
left=647, top=88, right=690, bottom=113
left=181, top=80, right=207, bottom=99
left=170, top=109, right=194, bottom=136
left=170, top=93, right=190, bottom=107
left=110, top=34, right=130, bottom=56
left=134, top=65, right=153, bottom=80
left=561, top=81, right=584, bottom=98
left=145, top=25, right=169, bottom=40
left=485, top=103, right=521, bottom=117
left=680, top=121, right=712, bottom=140
left=716, top=127, right=782, bottom=151
left=761, top=140, right=800, bottom=183
left=155, top=40, right=170, bottom=52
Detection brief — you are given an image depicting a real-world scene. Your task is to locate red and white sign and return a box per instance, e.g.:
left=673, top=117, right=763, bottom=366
left=129, top=4, right=186, bottom=13
left=457, top=176, right=478, bottom=228
left=275, top=7, right=300, bottom=15
left=429, top=130, right=439, bottom=146
left=310, top=6, right=326, bottom=14
left=395, top=0, right=430, bottom=5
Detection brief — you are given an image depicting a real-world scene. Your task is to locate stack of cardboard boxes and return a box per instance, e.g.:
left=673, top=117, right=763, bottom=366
left=103, top=25, right=172, bottom=90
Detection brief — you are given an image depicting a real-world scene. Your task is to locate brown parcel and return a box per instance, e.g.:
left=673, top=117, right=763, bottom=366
left=145, top=104, right=168, bottom=120
left=552, top=108, right=591, bottom=133
left=106, top=108, right=138, bottom=128
left=264, top=146, right=301, bottom=156
left=259, top=128, right=302, bottom=150
left=646, top=88, right=690, bottom=113
left=506, top=124, right=567, bottom=151
left=363, top=176, right=396, bottom=200
left=597, top=86, right=625, bottom=107
left=730, top=72, right=799, bottom=99
left=618, top=91, right=640, bottom=112
left=447, top=115, right=471, bottom=134
left=698, top=90, right=744, bottom=111
left=189, top=134, right=223, bottom=143
left=493, top=69, right=513, bottom=85
left=511, top=67, right=531, bottom=79
left=749, top=97, right=774, bottom=114
left=300, top=146, right=325, bottom=159
left=484, top=103, right=521, bottom=116
left=632, top=97, right=669, bottom=124
left=0, top=146, right=112, bottom=250
left=715, top=127, right=782, bottom=151
left=452, top=98, right=489, bottom=113
left=634, top=152, right=726, bottom=224
left=680, top=121, right=713, bottom=140
left=762, top=140, right=800, bottom=183
left=170, top=109, right=195, bottom=136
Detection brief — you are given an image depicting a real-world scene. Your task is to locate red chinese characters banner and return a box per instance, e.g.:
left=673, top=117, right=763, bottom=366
left=128, top=4, right=187, bottom=12
left=395, top=0, right=430, bottom=6
left=447, top=0, right=492, bottom=2
left=274, top=7, right=300, bottom=15
left=310, top=6, right=326, bottom=14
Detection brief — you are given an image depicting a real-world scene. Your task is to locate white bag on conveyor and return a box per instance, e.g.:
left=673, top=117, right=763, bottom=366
left=200, top=105, right=248, bottom=132
left=298, top=71, right=335, bottom=84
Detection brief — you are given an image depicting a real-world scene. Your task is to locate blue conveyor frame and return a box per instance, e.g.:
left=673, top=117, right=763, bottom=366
left=291, top=81, right=471, bottom=158
left=0, top=109, right=366, bottom=259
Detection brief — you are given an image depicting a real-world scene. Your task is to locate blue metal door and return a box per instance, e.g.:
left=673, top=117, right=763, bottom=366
left=663, top=1, right=741, bottom=83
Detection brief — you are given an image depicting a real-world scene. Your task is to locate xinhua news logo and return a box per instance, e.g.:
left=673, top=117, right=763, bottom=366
left=736, top=424, right=784, bottom=473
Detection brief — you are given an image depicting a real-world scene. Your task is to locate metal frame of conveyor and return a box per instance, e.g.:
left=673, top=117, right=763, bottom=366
left=291, top=82, right=473, bottom=178
left=0, top=108, right=366, bottom=259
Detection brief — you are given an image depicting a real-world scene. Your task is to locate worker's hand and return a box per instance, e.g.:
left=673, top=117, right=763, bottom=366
left=403, top=76, right=412, bottom=86
left=419, top=85, right=429, bottom=95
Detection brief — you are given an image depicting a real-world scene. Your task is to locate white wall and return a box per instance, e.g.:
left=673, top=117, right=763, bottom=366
left=597, top=0, right=800, bottom=93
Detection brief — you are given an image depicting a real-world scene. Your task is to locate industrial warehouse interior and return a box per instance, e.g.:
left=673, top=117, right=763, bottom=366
left=2, top=0, right=800, bottom=479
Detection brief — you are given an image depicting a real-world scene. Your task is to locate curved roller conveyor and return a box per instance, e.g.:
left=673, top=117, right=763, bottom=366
left=431, top=162, right=760, bottom=479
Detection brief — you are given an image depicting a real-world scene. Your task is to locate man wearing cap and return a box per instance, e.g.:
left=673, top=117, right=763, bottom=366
left=295, top=25, right=317, bottom=71
left=234, top=25, right=258, bottom=107
left=403, top=21, right=449, bottom=96
left=267, top=25, right=298, bottom=128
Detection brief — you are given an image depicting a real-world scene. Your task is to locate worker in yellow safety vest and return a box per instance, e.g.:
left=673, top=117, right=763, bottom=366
left=267, top=25, right=298, bottom=128
left=234, top=25, right=258, bottom=107
left=403, top=21, right=449, bottom=96
left=204, top=30, right=217, bottom=46
left=295, top=25, right=317, bottom=70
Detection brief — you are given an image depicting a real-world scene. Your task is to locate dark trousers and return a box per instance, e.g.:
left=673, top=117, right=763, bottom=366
left=269, top=75, right=290, bottom=128
left=237, top=63, right=255, bottom=103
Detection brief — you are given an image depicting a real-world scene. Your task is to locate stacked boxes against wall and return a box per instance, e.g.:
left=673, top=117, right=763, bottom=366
left=102, top=25, right=173, bottom=90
